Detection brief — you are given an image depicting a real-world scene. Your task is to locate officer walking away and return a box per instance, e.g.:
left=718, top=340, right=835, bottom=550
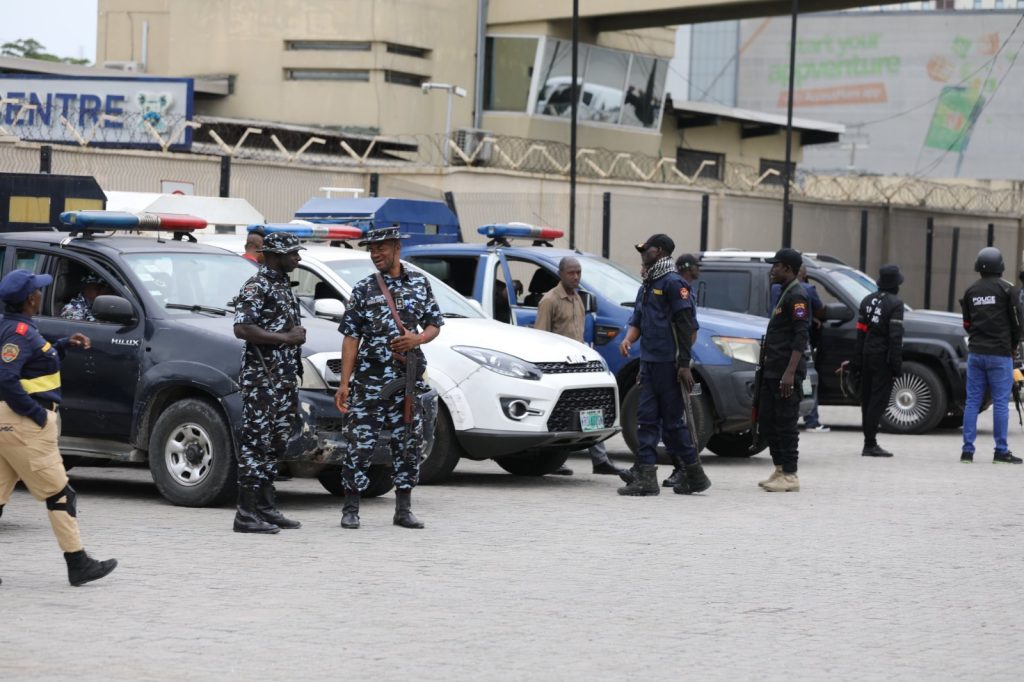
left=617, top=235, right=711, bottom=497
left=850, top=264, right=905, bottom=458
left=960, top=247, right=1022, bottom=464
left=757, top=248, right=810, bottom=492
left=59, top=272, right=113, bottom=322
left=334, top=226, right=443, bottom=529
left=534, top=256, right=626, bottom=477
left=232, top=232, right=307, bottom=533
left=0, top=270, right=117, bottom=586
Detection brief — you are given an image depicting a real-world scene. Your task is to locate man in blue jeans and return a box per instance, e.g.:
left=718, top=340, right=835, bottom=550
left=960, top=247, right=1022, bottom=463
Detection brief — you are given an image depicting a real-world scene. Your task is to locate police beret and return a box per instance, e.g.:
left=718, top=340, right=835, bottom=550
left=260, top=232, right=306, bottom=254
left=358, top=225, right=409, bottom=246
left=635, top=233, right=675, bottom=255
left=0, top=269, right=53, bottom=304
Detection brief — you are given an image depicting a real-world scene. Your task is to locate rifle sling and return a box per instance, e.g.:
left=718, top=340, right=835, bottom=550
left=375, top=272, right=410, bottom=364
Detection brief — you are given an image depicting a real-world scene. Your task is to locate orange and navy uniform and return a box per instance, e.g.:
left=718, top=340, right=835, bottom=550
left=0, top=313, right=67, bottom=427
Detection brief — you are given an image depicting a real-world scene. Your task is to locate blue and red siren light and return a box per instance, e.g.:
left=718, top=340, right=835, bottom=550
left=476, top=223, right=564, bottom=241
left=250, top=222, right=363, bottom=241
left=60, top=211, right=208, bottom=230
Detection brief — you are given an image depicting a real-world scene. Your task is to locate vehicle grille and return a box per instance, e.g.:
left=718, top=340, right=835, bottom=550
left=327, top=359, right=342, bottom=374
left=536, top=360, right=606, bottom=374
left=547, top=388, right=617, bottom=432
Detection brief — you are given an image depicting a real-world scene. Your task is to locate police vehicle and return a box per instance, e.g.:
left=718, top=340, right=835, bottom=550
left=403, top=225, right=817, bottom=458
left=0, top=211, right=412, bottom=507
left=202, top=226, right=621, bottom=483
left=697, top=251, right=971, bottom=434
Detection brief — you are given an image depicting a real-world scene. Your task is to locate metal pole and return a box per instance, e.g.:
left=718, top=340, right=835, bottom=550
left=473, top=0, right=489, bottom=129
left=601, top=192, right=611, bottom=259
left=39, top=145, right=52, bottom=174
left=443, top=90, right=454, bottom=166
left=987, top=222, right=995, bottom=247
left=219, top=156, right=231, bottom=197
left=700, top=194, right=710, bottom=252
left=781, top=0, right=799, bottom=248
left=947, top=227, right=960, bottom=312
left=569, top=0, right=579, bottom=250
left=924, top=217, right=934, bottom=309
left=369, top=173, right=379, bottom=197
left=859, top=210, right=868, bottom=272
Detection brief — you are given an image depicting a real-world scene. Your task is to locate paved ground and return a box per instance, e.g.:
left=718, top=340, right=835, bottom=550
left=2, top=406, right=1024, bottom=681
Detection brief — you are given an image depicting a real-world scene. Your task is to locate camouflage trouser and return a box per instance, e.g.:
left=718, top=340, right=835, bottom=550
left=343, top=364, right=426, bottom=493
left=238, top=376, right=299, bottom=490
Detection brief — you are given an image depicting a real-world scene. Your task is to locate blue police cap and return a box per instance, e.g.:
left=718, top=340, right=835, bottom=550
left=0, top=269, right=53, bottom=304
left=358, top=225, right=409, bottom=246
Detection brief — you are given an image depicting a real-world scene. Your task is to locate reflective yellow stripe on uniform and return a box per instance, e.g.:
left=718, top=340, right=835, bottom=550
left=20, top=372, right=61, bottom=394
left=41, top=342, right=51, bottom=352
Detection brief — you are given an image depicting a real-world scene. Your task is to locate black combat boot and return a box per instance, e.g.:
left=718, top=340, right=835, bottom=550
left=393, top=489, right=425, bottom=529
left=617, top=464, right=660, bottom=496
left=662, top=454, right=687, bottom=487
left=64, top=549, right=118, bottom=586
left=618, top=464, right=637, bottom=485
left=233, top=487, right=280, bottom=534
left=674, top=462, right=712, bottom=495
left=255, top=482, right=301, bottom=529
left=341, top=491, right=360, bottom=529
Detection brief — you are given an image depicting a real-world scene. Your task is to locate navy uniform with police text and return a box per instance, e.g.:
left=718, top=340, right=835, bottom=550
left=0, top=269, right=117, bottom=586
left=232, top=232, right=307, bottom=532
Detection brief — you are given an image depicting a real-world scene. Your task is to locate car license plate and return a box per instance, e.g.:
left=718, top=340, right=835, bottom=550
left=580, top=409, right=605, bottom=432
left=802, top=377, right=813, bottom=395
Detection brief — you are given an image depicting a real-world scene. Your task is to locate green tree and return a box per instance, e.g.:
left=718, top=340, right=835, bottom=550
left=1, top=38, right=90, bottom=66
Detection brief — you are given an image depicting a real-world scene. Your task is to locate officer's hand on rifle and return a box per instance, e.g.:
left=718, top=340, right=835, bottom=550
left=389, top=330, right=422, bottom=354
left=678, top=365, right=695, bottom=392
left=334, top=382, right=350, bottom=414
left=283, top=326, right=306, bottom=346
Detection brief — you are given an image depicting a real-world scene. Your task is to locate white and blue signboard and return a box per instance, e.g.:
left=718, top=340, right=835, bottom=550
left=0, top=75, right=194, bottom=150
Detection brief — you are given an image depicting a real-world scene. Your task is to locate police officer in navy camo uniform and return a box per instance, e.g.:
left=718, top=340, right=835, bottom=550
left=232, top=232, right=307, bottom=534
left=59, top=272, right=112, bottom=322
left=334, top=226, right=443, bottom=530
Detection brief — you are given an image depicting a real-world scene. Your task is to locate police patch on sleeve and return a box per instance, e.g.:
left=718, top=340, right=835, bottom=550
left=680, top=287, right=689, bottom=300
left=793, top=302, right=808, bottom=320
left=1, top=343, right=19, bottom=362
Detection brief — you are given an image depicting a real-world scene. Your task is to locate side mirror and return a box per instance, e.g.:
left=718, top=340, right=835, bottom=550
left=91, top=295, right=136, bottom=325
left=579, top=290, right=598, bottom=314
left=824, top=302, right=854, bottom=322
left=314, top=298, right=346, bottom=321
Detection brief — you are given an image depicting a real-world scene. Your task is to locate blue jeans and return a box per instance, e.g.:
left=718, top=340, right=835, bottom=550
left=962, top=353, right=1012, bottom=455
left=803, top=403, right=821, bottom=428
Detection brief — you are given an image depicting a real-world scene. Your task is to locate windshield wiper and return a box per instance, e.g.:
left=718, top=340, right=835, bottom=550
left=621, top=301, right=636, bottom=308
left=166, top=302, right=228, bottom=316
left=442, top=312, right=468, bottom=318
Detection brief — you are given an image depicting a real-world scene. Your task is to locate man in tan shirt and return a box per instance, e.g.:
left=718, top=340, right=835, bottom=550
left=534, top=257, right=625, bottom=477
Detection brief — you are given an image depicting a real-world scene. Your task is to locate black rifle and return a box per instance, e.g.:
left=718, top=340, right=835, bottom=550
left=749, top=335, right=767, bottom=453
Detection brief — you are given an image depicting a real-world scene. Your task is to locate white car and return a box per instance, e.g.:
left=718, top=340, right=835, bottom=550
left=202, top=236, right=620, bottom=483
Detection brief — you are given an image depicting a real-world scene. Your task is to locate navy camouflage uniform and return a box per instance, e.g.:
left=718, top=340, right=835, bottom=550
left=59, top=273, right=107, bottom=322
left=233, top=263, right=303, bottom=490
left=338, top=265, right=444, bottom=492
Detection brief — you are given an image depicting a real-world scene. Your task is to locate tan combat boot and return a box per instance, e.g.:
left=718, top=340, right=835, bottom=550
left=758, top=465, right=783, bottom=489
left=763, top=472, right=800, bottom=492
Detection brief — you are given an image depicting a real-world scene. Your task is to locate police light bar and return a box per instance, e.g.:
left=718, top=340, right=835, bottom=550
left=59, top=211, right=207, bottom=230
left=477, top=223, right=564, bottom=241
left=249, top=223, right=363, bottom=240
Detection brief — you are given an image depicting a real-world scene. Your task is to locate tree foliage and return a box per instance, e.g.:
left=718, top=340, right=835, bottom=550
left=1, top=38, right=90, bottom=66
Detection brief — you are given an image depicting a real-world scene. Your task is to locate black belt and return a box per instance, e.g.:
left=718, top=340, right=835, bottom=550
left=32, top=398, right=58, bottom=411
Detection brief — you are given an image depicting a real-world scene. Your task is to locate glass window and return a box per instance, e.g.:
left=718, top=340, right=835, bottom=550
left=580, top=47, right=629, bottom=124
left=386, top=43, right=430, bottom=58
left=484, top=37, right=539, bottom=112
left=696, top=271, right=751, bottom=313
left=284, top=69, right=370, bottom=81
left=621, top=54, right=667, bottom=129
left=121, top=252, right=256, bottom=313
left=384, top=70, right=426, bottom=87
left=575, top=256, right=644, bottom=307
left=285, top=40, right=371, bottom=51
left=676, top=148, right=724, bottom=180
left=535, top=39, right=588, bottom=118
left=321, top=258, right=482, bottom=318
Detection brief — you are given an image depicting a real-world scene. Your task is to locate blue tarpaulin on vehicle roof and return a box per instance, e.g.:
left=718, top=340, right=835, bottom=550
left=293, top=197, right=461, bottom=245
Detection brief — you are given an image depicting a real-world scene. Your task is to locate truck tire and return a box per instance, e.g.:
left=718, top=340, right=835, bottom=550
left=621, top=382, right=713, bottom=456
left=882, top=361, right=947, bottom=435
left=419, top=405, right=463, bottom=484
left=148, top=398, right=236, bottom=508
left=317, top=464, right=394, bottom=498
left=706, top=431, right=769, bottom=458
left=494, top=450, right=570, bottom=476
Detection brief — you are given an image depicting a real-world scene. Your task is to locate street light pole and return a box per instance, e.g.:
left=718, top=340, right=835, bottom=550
left=569, top=0, right=579, bottom=249
left=422, top=82, right=467, bottom=166
left=781, top=0, right=799, bottom=248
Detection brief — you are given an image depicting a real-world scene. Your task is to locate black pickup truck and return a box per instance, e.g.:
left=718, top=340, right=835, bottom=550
left=697, top=252, right=971, bottom=434
left=0, top=229, right=430, bottom=506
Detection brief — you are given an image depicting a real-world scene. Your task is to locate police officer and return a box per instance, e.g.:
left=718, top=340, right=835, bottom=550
left=59, top=272, right=112, bottom=322
left=617, top=234, right=711, bottom=497
left=960, top=247, right=1022, bottom=464
left=334, top=226, right=443, bottom=529
left=0, top=269, right=117, bottom=586
left=232, top=231, right=307, bottom=533
left=756, top=248, right=810, bottom=493
left=850, top=264, right=905, bottom=458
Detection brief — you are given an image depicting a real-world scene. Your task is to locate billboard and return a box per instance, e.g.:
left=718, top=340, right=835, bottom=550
left=0, top=75, right=194, bottom=150
left=734, top=12, right=1024, bottom=178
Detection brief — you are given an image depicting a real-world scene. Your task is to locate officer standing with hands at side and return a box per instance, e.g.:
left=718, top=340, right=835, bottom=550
left=0, top=269, right=117, bottom=586
left=232, top=231, right=307, bottom=534
left=960, top=247, right=1022, bottom=464
left=334, top=226, right=443, bottom=529
left=617, top=234, right=711, bottom=497
left=756, top=248, right=810, bottom=493
left=849, top=264, right=905, bottom=458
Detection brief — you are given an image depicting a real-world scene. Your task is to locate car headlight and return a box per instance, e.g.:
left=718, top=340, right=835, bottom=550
left=453, top=345, right=543, bottom=380
left=711, top=336, right=760, bottom=365
left=299, top=357, right=328, bottom=390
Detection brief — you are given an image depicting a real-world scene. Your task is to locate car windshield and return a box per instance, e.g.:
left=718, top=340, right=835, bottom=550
left=575, top=255, right=642, bottom=306
left=323, top=258, right=483, bottom=318
left=122, top=252, right=257, bottom=314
